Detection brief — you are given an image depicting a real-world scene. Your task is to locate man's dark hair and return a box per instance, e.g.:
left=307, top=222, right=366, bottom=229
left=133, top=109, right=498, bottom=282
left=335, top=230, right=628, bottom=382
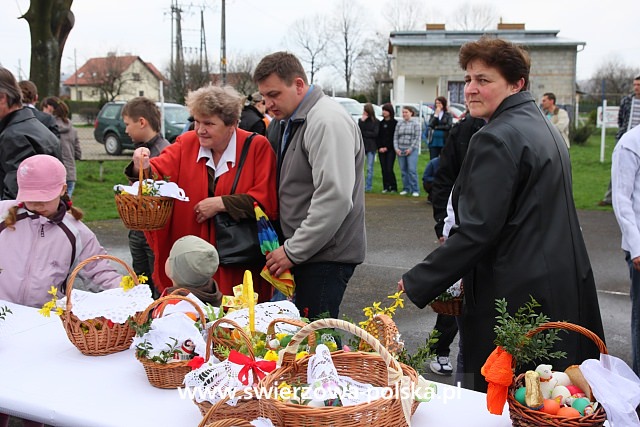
left=122, top=97, right=161, bottom=132
left=543, top=92, right=557, bottom=103
left=253, top=52, right=308, bottom=86
left=635, top=75, right=640, bottom=81
left=459, top=36, right=530, bottom=91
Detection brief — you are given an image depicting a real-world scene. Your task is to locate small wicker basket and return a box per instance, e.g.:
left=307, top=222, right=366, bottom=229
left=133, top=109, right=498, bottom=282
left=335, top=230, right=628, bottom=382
left=429, top=297, right=463, bottom=316
left=507, top=321, right=607, bottom=427
left=61, top=254, right=139, bottom=356
left=358, top=314, right=402, bottom=354
left=259, top=318, right=421, bottom=427
left=115, top=159, right=173, bottom=231
left=135, top=294, right=207, bottom=389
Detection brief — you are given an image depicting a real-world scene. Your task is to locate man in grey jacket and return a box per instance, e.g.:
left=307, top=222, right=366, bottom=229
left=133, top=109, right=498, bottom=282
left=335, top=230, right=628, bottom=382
left=254, top=52, right=366, bottom=319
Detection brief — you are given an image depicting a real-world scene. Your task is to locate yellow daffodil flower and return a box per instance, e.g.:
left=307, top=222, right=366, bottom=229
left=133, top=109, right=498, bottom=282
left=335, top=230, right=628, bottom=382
left=295, top=351, right=309, bottom=360
left=120, top=275, right=135, bottom=291
left=138, top=274, right=148, bottom=284
left=264, top=350, right=279, bottom=362
left=47, top=286, right=58, bottom=296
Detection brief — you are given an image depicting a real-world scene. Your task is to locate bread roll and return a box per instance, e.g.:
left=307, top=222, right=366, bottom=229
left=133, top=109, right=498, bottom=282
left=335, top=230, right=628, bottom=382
left=565, top=365, right=592, bottom=400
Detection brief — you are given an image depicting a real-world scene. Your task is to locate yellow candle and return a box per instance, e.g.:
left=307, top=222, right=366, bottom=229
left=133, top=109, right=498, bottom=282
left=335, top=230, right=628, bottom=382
left=243, top=270, right=255, bottom=333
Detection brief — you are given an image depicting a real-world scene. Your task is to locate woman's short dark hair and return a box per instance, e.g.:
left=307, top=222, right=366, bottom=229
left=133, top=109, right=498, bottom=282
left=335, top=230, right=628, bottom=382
left=435, top=96, right=448, bottom=110
left=459, top=36, right=530, bottom=91
left=0, top=67, right=22, bottom=108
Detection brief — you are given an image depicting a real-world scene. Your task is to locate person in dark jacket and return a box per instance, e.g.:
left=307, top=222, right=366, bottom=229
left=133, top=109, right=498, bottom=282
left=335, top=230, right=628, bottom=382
left=18, top=80, right=59, bottom=138
left=376, top=103, right=398, bottom=193
left=427, top=96, right=453, bottom=159
left=0, top=67, right=61, bottom=200
left=359, top=103, right=379, bottom=192
left=238, top=92, right=267, bottom=136
left=398, top=37, right=605, bottom=393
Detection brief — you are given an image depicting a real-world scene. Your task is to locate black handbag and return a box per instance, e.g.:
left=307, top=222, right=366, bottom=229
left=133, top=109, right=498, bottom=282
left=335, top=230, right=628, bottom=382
left=214, top=133, right=265, bottom=266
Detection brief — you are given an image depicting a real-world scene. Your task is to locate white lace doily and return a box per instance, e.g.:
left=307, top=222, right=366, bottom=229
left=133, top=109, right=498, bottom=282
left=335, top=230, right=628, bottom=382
left=184, top=357, right=249, bottom=405
left=131, top=312, right=207, bottom=358
left=114, top=180, right=189, bottom=201
left=306, top=344, right=383, bottom=406
left=220, top=300, right=300, bottom=334
left=250, top=418, right=274, bottom=427
left=57, top=285, right=153, bottom=323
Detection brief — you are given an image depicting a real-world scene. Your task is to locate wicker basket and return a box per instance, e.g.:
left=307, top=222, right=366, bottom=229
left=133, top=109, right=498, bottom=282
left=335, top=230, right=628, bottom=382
left=507, top=321, right=607, bottom=427
left=204, top=418, right=254, bottom=427
left=61, top=254, right=139, bottom=356
left=358, top=314, right=402, bottom=354
left=429, top=297, right=463, bottom=316
left=198, top=391, right=262, bottom=427
left=115, top=159, right=173, bottom=231
left=259, top=318, right=421, bottom=427
left=194, top=318, right=255, bottom=416
left=135, top=294, right=207, bottom=389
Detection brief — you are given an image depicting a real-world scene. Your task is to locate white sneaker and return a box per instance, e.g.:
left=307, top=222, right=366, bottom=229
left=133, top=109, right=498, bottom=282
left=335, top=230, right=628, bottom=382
left=399, top=191, right=408, bottom=195
left=412, top=192, right=420, bottom=197
left=429, top=356, right=453, bottom=376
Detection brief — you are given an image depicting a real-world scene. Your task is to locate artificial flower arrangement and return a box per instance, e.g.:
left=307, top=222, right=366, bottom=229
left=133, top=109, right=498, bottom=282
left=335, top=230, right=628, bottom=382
left=433, top=280, right=463, bottom=303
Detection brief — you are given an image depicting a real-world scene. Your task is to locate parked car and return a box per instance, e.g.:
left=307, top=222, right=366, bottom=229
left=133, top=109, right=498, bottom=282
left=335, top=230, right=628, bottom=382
left=333, top=97, right=363, bottom=122
left=94, top=101, right=190, bottom=155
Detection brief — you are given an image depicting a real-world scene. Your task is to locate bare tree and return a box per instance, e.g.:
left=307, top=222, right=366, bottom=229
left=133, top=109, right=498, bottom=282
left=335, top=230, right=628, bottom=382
left=184, top=59, right=211, bottom=93
left=384, top=0, right=428, bottom=31
left=332, top=0, right=367, bottom=96
left=449, top=3, right=498, bottom=31
left=86, top=54, right=129, bottom=102
left=228, top=53, right=259, bottom=96
left=583, top=55, right=640, bottom=105
left=357, top=32, right=393, bottom=103
left=287, top=14, right=331, bottom=84
left=21, top=0, right=75, bottom=97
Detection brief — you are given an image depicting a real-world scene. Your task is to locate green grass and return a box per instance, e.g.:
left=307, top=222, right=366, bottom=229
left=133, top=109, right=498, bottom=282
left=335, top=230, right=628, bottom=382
left=570, top=130, right=616, bottom=209
left=73, top=160, right=129, bottom=221
left=71, top=131, right=614, bottom=223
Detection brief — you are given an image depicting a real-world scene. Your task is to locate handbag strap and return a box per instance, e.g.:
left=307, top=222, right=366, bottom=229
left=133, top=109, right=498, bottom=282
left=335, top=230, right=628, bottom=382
left=229, top=132, right=257, bottom=195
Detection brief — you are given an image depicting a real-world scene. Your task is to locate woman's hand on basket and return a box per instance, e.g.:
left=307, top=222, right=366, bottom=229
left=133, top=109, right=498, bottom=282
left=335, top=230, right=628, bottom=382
left=194, top=197, right=224, bottom=223
left=132, top=147, right=151, bottom=171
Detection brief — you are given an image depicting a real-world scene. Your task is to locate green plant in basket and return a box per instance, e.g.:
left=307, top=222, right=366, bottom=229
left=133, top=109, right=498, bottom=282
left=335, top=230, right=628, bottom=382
left=493, top=296, right=566, bottom=369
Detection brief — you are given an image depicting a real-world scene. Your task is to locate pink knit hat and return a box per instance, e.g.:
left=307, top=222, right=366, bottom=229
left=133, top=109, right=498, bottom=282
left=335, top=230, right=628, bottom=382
left=16, top=155, right=66, bottom=202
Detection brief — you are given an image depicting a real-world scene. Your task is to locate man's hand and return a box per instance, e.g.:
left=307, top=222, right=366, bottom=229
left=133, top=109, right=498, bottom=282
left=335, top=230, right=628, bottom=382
left=266, top=246, right=294, bottom=277
left=397, top=279, right=405, bottom=293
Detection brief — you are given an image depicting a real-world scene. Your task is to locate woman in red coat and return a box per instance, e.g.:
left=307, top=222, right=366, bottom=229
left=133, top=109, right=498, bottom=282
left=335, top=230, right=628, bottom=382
left=130, top=85, right=277, bottom=302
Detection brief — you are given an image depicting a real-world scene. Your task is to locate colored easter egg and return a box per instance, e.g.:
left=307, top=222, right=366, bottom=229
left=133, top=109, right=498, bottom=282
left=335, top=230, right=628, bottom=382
left=572, top=397, right=591, bottom=416
left=556, top=406, right=581, bottom=418
left=540, top=399, right=560, bottom=415
left=515, top=387, right=527, bottom=405
left=566, top=385, right=584, bottom=395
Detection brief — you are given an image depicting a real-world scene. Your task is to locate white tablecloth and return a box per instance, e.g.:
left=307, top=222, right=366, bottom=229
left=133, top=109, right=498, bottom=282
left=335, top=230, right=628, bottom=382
left=0, top=300, right=512, bottom=426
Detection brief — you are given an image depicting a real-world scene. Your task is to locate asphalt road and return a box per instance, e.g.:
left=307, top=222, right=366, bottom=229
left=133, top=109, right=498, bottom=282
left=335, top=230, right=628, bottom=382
left=87, top=192, right=632, bottom=385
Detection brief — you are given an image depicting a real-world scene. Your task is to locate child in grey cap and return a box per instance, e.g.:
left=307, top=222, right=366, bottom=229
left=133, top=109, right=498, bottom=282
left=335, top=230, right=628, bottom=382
left=164, top=235, right=222, bottom=306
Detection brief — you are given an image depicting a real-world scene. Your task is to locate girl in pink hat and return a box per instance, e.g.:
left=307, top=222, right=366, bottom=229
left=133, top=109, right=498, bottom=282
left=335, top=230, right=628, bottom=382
left=0, top=154, right=121, bottom=309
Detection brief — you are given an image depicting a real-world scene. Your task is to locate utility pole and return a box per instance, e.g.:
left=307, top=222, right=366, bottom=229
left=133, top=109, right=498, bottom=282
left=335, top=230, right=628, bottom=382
left=74, top=49, right=78, bottom=101
left=200, top=8, right=209, bottom=74
left=220, top=0, right=227, bottom=85
left=171, top=0, right=185, bottom=103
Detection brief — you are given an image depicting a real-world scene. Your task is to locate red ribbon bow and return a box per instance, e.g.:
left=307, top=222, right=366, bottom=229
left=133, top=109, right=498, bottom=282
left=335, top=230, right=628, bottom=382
left=228, top=350, right=276, bottom=385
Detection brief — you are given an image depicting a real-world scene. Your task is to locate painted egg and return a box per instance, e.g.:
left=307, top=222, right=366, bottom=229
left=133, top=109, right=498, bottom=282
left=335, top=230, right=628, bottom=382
left=515, top=387, right=527, bottom=405
left=540, top=399, right=560, bottom=415
left=556, top=406, right=581, bottom=418
left=572, top=397, right=591, bottom=416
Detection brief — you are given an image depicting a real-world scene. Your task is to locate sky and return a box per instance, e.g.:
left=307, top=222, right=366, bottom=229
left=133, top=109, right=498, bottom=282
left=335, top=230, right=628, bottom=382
left=2, top=0, right=639, bottom=89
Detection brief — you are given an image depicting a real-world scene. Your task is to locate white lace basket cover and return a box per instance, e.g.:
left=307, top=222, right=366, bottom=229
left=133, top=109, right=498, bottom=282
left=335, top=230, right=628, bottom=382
left=57, top=285, right=153, bottom=323
left=206, top=300, right=301, bottom=335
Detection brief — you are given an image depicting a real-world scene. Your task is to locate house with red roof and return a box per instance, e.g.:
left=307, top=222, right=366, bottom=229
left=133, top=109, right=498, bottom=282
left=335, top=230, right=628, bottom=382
left=63, top=54, right=168, bottom=102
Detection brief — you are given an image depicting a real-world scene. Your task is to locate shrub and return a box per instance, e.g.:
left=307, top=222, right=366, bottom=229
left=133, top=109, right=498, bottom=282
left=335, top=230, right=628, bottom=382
left=572, top=124, right=595, bottom=146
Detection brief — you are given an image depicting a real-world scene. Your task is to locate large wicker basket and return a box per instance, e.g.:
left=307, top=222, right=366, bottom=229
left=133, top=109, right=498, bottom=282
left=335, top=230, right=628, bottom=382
left=135, top=294, right=207, bottom=389
left=259, top=318, right=421, bottom=427
left=507, top=321, right=608, bottom=427
left=61, top=254, right=139, bottom=356
left=115, top=159, right=173, bottom=231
